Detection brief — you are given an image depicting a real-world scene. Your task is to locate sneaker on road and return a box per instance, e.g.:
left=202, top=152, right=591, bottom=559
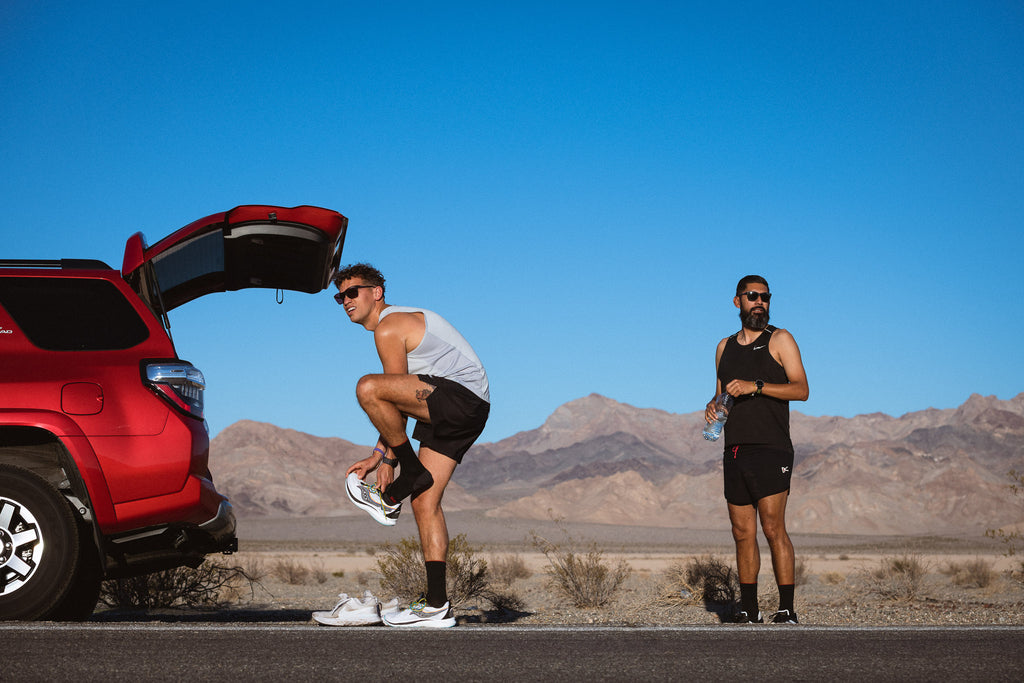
left=346, top=472, right=401, bottom=526
left=734, top=610, right=764, bottom=624
left=770, top=609, right=799, bottom=624
left=312, top=591, right=382, bottom=626
left=379, top=597, right=400, bottom=618
left=382, top=597, right=456, bottom=628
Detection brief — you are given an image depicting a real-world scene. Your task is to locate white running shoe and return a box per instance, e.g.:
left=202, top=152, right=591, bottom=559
left=312, top=590, right=382, bottom=626
left=382, top=597, right=456, bottom=628
left=345, top=472, right=401, bottom=526
left=379, top=597, right=400, bottom=618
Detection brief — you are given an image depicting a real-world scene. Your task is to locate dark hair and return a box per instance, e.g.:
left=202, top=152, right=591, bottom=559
left=333, top=263, right=386, bottom=294
left=736, top=275, right=769, bottom=296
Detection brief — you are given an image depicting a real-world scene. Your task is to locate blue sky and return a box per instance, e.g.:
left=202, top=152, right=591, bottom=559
left=3, top=2, right=1022, bottom=446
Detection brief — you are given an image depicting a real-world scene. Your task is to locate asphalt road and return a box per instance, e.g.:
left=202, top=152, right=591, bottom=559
left=3, top=624, right=1022, bottom=681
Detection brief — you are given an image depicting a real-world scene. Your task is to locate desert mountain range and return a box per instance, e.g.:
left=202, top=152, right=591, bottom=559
left=211, top=392, right=1024, bottom=535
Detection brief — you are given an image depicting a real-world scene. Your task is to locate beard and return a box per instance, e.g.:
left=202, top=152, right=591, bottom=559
left=740, top=307, right=769, bottom=331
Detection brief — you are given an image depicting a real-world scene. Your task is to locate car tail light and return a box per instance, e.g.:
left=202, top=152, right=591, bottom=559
left=144, top=362, right=205, bottom=419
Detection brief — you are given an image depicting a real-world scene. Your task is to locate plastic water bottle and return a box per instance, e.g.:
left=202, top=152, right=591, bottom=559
left=702, top=394, right=734, bottom=441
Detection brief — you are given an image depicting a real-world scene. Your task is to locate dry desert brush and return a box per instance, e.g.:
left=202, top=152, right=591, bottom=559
left=942, top=558, right=998, bottom=589
left=663, top=555, right=738, bottom=606
left=100, top=560, right=262, bottom=610
left=376, top=534, right=491, bottom=607
left=985, top=469, right=1024, bottom=556
left=859, top=555, right=929, bottom=601
left=530, top=531, right=631, bottom=608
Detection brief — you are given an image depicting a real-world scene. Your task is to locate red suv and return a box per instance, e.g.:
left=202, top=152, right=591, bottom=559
left=0, top=205, right=347, bottom=620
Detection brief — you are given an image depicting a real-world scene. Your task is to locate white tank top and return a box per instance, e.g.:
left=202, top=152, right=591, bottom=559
left=378, top=306, right=489, bottom=402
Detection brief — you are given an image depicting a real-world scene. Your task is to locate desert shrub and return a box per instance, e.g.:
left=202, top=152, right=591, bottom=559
left=377, top=534, right=489, bottom=607
left=861, top=555, right=928, bottom=600
left=1011, top=559, right=1024, bottom=586
left=820, top=571, right=846, bottom=585
left=490, top=553, right=532, bottom=584
left=667, top=555, right=738, bottom=605
left=271, top=558, right=311, bottom=585
left=239, top=556, right=267, bottom=583
left=310, top=558, right=330, bottom=584
left=985, top=469, right=1024, bottom=556
left=100, top=560, right=260, bottom=609
left=530, top=531, right=631, bottom=608
left=942, top=558, right=997, bottom=589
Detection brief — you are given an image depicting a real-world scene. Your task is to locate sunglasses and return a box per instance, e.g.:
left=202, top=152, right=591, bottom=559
left=334, top=285, right=375, bottom=304
left=739, top=291, right=771, bottom=302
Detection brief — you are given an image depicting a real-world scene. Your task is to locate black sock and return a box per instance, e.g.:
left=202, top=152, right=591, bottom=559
left=382, top=440, right=433, bottom=504
left=425, top=561, right=447, bottom=608
left=740, top=583, right=759, bottom=616
left=777, top=584, right=795, bottom=613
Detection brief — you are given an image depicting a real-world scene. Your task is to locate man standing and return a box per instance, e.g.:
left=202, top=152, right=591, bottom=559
left=335, top=263, right=490, bottom=628
left=706, top=275, right=809, bottom=624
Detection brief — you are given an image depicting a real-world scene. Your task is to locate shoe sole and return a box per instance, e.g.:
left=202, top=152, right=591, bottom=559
left=312, top=613, right=383, bottom=627
left=382, top=616, right=457, bottom=628
left=345, top=476, right=398, bottom=526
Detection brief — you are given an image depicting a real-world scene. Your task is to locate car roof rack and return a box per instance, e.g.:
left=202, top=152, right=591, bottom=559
left=0, top=259, right=112, bottom=269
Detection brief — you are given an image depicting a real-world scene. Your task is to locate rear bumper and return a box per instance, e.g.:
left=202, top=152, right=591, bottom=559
left=104, top=499, right=238, bottom=579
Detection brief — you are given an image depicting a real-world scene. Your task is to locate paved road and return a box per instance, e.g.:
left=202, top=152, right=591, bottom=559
left=3, top=624, right=1022, bottom=681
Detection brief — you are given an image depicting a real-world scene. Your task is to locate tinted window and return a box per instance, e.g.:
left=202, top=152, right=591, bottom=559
left=0, top=277, right=150, bottom=350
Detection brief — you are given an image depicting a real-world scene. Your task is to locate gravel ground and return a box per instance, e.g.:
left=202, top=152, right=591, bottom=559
left=95, top=548, right=1024, bottom=627
left=91, top=517, right=1024, bottom=626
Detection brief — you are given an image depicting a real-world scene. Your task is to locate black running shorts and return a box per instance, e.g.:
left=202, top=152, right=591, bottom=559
left=412, top=375, right=490, bottom=464
left=722, top=445, right=794, bottom=506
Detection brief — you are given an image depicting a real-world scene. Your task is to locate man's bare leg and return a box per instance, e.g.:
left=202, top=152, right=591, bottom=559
left=728, top=502, right=761, bottom=583
left=729, top=501, right=763, bottom=618
left=757, top=489, right=794, bottom=585
left=410, top=447, right=458, bottom=607
left=355, top=373, right=432, bottom=445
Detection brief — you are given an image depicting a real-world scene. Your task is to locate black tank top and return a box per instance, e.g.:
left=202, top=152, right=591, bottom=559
left=717, top=325, right=793, bottom=451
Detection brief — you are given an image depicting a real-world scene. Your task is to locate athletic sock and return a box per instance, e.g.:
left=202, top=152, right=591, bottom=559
left=382, top=439, right=433, bottom=504
left=425, top=561, right=448, bottom=608
left=740, top=582, right=759, bottom=616
left=777, top=584, right=795, bottom=613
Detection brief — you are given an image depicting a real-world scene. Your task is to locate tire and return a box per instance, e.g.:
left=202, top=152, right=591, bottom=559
left=44, top=516, right=103, bottom=621
left=0, top=465, right=81, bottom=620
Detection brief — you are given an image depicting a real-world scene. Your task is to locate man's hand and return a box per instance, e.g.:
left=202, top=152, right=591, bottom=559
left=375, top=463, right=395, bottom=491
left=346, top=453, right=382, bottom=480
left=704, top=399, right=720, bottom=424
left=725, top=379, right=756, bottom=397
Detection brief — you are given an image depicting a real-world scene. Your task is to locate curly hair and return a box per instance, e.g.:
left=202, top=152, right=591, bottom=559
left=333, top=263, right=386, bottom=294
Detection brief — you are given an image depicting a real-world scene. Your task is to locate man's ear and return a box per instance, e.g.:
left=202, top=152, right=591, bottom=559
left=733, top=296, right=742, bottom=309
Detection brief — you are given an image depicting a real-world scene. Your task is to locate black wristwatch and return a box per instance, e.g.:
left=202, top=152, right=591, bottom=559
left=381, top=455, right=399, bottom=467
left=754, top=379, right=764, bottom=396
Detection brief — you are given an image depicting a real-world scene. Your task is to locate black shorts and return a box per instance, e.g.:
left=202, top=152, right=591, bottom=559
left=412, top=375, right=490, bottom=464
left=722, top=445, right=794, bottom=506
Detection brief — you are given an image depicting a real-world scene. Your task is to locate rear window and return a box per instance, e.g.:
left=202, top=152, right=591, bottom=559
left=0, top=277, right=150, bottom=350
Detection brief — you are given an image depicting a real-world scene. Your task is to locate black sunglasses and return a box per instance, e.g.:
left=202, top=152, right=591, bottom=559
left=334, top=285, right=375, bottom=304
left=739, top=291, right=771, bottom=302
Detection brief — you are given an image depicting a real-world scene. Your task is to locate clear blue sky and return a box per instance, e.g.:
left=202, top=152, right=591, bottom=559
left=3, top=2, right=1022, bottom=446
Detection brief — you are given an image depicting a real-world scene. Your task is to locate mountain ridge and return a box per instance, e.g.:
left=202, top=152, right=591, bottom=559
left=210, top=392, right=1024, bottom=535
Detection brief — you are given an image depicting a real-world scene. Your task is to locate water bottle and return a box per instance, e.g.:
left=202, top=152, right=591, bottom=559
left=702, top=394, right=734, bottom=441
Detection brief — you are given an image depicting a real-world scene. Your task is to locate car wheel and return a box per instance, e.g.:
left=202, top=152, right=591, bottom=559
left=44, top=517, right=103, bottom=621
left=0, top=465, right=80, bottom=620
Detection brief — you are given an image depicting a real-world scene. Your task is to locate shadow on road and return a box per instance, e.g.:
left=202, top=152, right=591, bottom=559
left=88, top=607, right=314, bottom=623
left=86, top=606, right=537, bottom=624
